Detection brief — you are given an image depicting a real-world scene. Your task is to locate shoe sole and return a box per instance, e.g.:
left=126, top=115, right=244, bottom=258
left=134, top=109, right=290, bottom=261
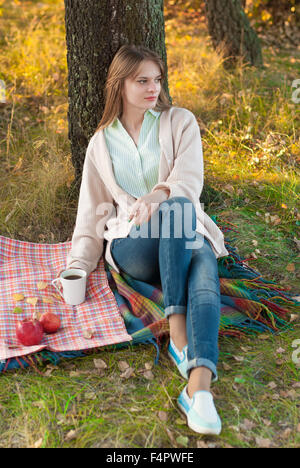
left=177, top=399, right=222, bottom=435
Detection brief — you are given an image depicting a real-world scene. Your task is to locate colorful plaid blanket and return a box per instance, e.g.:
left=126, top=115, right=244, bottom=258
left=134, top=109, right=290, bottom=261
left=1, top=216, right=299, bottom=373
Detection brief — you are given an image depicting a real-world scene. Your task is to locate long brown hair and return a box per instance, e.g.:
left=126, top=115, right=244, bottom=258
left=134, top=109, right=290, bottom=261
left=94, top=44, right=172, bottom=133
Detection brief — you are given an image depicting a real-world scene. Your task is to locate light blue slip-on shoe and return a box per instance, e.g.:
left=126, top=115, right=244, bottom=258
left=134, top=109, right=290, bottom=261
left=167, top=338, right=218, bottom=383
left=177, top=385, right=222, bottom=435
left=167, top=337, right=188, bottom=379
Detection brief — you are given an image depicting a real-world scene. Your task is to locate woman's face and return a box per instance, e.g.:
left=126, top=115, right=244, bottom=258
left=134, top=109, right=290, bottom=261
left=121, top=60, right=162, bottom=113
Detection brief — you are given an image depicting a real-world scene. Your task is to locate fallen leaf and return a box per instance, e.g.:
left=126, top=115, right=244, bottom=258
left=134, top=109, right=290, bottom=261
left=12, top=293, right=24, bottom=301
left=197, top=440, right=209, bottom=448
left=144, top=361, right=153, bottom=370
left=52, top=293, right=63, bottom=300
left=270, top=215, right=281, bottom=225
left=118, top=360, right=129, bottom=372
left=64, top=430, right=78, bottom=441
left=120, top=367, right=134, bottom=379
left=222, top=362, right=232, bottom=371
left=176, top=435, right=189, bottom=447
left=293, top=238, right=300, bottom=251
left=267, top=381, right=277, bottom=389
left=31, top=437, right=43, bottom=448
left=12, top=307, right=23, bottom=314
left=286, top=263, right=295, bottom=272
left=240, top=418, right=257, bottom=431
left=240, top=346, right=251, bottom=352
left=37, top=281, right=48, bottom=290
left=32, top=400, right=45, bottom=409
left=158, top=410, right=168, bottom=422
left=84, top=392, right=96, bottom=400
left=262, top=418, right=272, bottom=427
left=276, top=347, right=286, bottom=354
left=143, top=370, right=154, bottom=380
left=41, top=296, right=54, bottom=304
left=255, top=437, right=272, bottom=448
left=26, top=297, right=38, bottom=306
left=82, top=329, right=94, bottom=339
left=281, top=428, right=292, bottom=439
left=94, top=358, right=107, bottom=369
left=232, top=355, right=244, bottom=362
left=44, top=366, right=55, bottom=376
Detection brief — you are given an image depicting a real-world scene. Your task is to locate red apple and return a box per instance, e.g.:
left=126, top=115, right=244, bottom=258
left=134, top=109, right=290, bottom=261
left=40, top=312, right=61, bottom=334
left=16, top=319, right=44, bottom=346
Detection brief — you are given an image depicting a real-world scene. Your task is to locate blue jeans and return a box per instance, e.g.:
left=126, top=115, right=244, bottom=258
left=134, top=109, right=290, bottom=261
left=110, top=196, right=221, bottom=381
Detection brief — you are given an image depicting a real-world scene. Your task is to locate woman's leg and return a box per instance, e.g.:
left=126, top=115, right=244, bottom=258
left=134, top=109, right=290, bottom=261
left=157, top=196, right=197, bottom=351
left=111, top=196, right=220, bottom=397
left=185, top=235, right=221, bottom=397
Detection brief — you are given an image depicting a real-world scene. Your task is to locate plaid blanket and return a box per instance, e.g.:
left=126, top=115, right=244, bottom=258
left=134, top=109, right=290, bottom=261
left=1, top=216, right=299, bottom=373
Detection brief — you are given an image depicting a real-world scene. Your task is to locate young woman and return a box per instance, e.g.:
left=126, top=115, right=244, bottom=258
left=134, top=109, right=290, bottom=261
left=65, top=44, right=229, bottom=435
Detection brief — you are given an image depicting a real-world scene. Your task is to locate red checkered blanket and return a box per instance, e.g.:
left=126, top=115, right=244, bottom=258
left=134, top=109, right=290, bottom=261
left=0, top=235, right=132, bottom=361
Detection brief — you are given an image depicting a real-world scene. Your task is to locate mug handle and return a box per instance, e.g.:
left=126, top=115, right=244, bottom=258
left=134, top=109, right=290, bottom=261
left=51, top=277, right=64, bottom=299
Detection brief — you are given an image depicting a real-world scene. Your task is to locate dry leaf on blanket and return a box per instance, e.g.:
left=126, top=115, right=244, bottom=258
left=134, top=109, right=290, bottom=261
left=12, top=307, right=23, bottom=314
left=82, top=328, right=95, bottom=339
left=37, top=281, right=48, bottom=290
left=12, top=293, right=24, bottom=301
left=26, top=297, right=38, bottom=306
left=41, top=296, right=54, bottom=304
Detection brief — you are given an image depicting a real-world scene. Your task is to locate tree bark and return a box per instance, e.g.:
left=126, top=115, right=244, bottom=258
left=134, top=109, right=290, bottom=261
left=64, top=0, right=171, bottom=191
left=204, top=0, right=263, bottom=69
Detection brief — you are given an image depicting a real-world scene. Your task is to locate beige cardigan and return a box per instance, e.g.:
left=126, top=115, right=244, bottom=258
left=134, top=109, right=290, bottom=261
left=66, top=106, right=229, bottom=276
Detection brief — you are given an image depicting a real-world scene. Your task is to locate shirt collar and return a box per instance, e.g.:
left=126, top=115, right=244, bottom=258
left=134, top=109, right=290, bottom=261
left=107, top=108, right=160, bottom=128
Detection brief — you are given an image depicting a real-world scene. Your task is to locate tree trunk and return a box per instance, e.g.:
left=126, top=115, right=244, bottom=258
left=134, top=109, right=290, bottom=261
left=204, top=0, right=263, bottom=69
left=64, top=0, right=171, bottom=191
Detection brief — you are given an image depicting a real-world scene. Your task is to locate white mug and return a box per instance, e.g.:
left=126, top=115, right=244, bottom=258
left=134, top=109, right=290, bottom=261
left=51, top=268, right=87, bottom=305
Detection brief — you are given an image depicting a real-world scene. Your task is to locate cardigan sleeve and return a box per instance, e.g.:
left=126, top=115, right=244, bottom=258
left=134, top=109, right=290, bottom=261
left=150, top=111, right=204, bottom=204
left=66, top=137, right=114, bottom=277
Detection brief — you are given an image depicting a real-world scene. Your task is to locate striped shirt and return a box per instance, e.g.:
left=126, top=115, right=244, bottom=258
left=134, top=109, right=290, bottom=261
left=104, top=108, right=161, bottom=198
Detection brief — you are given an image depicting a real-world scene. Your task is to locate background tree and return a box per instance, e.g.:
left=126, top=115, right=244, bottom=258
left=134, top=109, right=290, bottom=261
left=203, top=0, right=263, bottom=69
left=64, top=0, right=171, bottom=192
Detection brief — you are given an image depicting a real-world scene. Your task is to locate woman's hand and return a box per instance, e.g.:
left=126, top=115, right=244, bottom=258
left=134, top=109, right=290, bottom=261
left=128, top=189, right=170, bottom=226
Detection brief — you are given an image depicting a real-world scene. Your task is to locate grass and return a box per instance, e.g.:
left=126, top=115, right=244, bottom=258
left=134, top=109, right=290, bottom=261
left=0, top=0, right=299, bottom=448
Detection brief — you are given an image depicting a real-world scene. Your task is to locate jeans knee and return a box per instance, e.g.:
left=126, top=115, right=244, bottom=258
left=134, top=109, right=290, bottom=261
left=161, top=196, right=193, bottom=208
left=160, top=196, right=196, bottom=221
left=159, top=197, right=196, bottom=238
